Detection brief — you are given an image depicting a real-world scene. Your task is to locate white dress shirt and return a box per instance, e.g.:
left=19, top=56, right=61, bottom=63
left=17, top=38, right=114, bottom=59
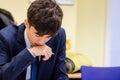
left=24, top=29, right=32, bottom=80
left=24, top=29, right=41, bottom=80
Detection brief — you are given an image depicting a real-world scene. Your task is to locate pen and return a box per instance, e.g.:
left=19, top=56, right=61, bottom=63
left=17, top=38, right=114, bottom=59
left=38, top=53, right=55, bottom=61
left=52, top=53, right=54, bottom=55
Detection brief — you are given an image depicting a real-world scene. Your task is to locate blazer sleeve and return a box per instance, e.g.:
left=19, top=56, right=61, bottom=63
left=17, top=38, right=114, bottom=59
left=0, top=34, right=35, bottom=80
left=53, top=28, right=69, bottom=80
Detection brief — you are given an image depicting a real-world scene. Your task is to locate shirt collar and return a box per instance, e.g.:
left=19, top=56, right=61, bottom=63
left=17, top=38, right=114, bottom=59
left=24, top=29, right=31, bottom=48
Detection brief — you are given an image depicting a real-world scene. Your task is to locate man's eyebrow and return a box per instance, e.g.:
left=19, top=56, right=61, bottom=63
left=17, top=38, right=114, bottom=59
left=35, top=32, right=43, bottom=36
left=35, top=32, right=39, bottom=34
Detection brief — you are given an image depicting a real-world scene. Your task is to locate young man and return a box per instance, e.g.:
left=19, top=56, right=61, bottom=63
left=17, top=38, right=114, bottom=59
left=0, top=0, right=68, bottom=80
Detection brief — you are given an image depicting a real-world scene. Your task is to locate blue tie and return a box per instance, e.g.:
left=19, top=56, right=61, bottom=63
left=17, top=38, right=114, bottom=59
left=31, top=60, right=38, bottom=80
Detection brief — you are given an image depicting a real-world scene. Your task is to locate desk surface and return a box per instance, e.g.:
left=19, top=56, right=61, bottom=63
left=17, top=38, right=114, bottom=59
left=68, top=73, right=81, bottom=79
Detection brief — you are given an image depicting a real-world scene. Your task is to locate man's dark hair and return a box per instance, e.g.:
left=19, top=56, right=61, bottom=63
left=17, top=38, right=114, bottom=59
left=0, top=8, right=14, bottom=29
left=27, top=0, right=63, bottom=36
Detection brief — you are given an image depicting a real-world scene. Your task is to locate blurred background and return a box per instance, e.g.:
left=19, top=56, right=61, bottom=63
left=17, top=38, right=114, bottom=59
left=0, top=0, right=120, bottom=67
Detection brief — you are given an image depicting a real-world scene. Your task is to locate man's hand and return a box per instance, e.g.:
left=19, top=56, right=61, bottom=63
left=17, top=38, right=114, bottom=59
left=29, top=45, right=53, bottom=61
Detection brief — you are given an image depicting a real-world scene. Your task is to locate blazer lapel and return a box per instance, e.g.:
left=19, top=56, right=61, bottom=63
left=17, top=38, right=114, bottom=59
left=16, top=23, right=26, bottom=51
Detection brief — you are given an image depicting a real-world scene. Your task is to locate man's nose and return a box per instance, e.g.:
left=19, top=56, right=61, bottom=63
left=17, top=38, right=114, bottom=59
left=37, top=38, right=46, bottom=45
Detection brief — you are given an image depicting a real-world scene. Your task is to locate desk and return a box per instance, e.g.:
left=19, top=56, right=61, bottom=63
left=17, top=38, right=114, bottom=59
left=68, top=73, right=81, bottom=79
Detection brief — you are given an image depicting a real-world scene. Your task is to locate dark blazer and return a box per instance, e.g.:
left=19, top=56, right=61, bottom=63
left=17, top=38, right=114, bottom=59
left=0, top=23, right=68, bottom=80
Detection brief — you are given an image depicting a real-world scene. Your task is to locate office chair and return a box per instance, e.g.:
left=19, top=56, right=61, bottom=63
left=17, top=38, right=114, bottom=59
left=81, top=66, right=120, bottom=80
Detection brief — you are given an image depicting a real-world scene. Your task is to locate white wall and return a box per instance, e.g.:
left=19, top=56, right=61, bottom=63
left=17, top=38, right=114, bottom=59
left=105, top=0, right=120, bottom=66
left=110, top=0, right=120, bottom=66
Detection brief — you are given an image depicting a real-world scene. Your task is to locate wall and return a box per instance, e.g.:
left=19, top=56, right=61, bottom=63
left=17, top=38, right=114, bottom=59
left=60, top=0, right=77, bottom=52
left=110, top=0, right=120, bottom=66
left=76, top=0, right=106, bottom=66
left=0, top=0, right=30, bottom=24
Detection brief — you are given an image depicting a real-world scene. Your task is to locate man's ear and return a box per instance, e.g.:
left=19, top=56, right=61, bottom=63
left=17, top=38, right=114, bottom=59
left=24, top=19, right=29, bottom=28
